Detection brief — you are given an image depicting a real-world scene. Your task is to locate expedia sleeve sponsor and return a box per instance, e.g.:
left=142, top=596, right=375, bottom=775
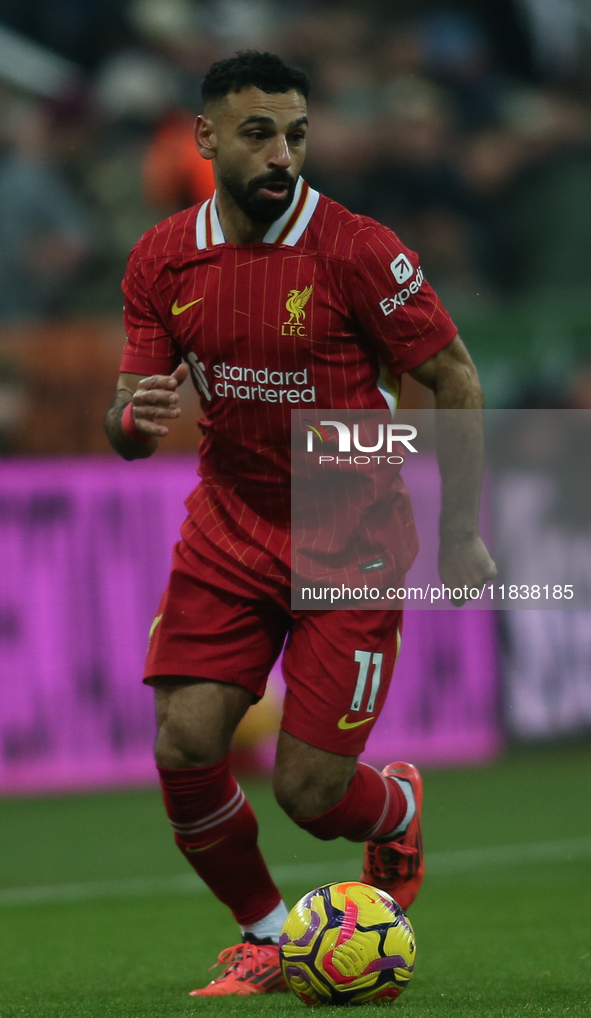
left=379, top=267, right=425, bottom=316
left=349, top=223, right=458, bottom=375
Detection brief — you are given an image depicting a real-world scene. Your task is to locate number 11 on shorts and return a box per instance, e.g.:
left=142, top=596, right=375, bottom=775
left=351, top=651, right=384, bottom=712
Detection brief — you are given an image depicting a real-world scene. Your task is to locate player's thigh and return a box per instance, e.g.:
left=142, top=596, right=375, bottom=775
left=147, top=536, right=290, bottom=765
left=281, top=608, right=403, bottom=757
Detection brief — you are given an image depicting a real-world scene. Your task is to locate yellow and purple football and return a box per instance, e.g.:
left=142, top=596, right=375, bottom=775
left=279, top=881, right=416, bottom=1006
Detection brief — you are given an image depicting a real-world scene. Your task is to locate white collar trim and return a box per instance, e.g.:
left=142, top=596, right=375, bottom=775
left=261, top=176, right=304, bottom=243
left=195, top=177, right=319, bottom=250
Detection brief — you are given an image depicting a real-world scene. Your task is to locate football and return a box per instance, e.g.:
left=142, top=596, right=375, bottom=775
left=279, top=881, right=416, bottom=1006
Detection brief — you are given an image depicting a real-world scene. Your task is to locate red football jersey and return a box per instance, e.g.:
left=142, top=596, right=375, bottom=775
left=120, top=178, right=457, bottom=581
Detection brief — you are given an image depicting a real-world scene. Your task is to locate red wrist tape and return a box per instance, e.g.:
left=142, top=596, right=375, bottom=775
left=121, top=402, right=152, bottom=444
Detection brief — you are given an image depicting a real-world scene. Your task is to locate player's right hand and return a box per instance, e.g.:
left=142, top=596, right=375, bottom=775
left=438, top=532, right=497, bottom=605
left=130, top=363, right=189, bottom=438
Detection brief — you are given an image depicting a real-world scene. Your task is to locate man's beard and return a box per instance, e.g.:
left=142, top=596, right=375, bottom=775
left=219, top=168, right=297, bottom=224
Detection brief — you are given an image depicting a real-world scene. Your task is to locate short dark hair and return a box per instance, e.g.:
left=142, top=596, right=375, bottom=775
left=201, top=50, right=310, bottom=106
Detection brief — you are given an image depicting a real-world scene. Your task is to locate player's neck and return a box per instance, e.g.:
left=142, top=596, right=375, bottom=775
left=214, top=189, right=270, bottom=244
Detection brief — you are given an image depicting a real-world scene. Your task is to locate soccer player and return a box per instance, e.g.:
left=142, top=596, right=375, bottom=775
left=105, top=51, right=496, bottom=996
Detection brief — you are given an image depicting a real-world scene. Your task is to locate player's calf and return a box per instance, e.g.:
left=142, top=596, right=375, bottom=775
left=274, top=734, right=408, bottom=843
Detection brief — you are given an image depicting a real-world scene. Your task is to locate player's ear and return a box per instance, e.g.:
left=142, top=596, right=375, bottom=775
left=195, top=115, right=216, bottom=160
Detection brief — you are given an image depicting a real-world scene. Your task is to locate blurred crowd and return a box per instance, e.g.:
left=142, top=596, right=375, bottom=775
left=0, top=0, right=590, bottom=317
left=0, top=0, right=590, bottom=450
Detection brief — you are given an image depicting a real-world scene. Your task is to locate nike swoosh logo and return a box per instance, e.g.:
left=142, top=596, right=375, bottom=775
left=184, top=837, right=226, bottom=854
left=338, top=714, right=375, bottom=730
left=171, top=298, right=203, bottom=315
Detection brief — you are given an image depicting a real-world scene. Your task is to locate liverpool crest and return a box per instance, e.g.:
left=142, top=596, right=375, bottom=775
left=282, top=285, right=313, bottom=336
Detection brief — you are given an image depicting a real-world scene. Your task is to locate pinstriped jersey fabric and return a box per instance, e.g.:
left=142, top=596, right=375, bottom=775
left=120, top=186, right=457, bottom=576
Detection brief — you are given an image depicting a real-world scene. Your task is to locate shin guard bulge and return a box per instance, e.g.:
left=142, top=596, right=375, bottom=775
left=158, top=757, right=281, bottom=926
left=294, top=761, right=407, bottom=842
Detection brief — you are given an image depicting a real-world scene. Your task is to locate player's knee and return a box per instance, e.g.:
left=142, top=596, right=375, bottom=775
left=272, top=765, right=348, bottom=822
left=154, top=719, right=228, bottom=769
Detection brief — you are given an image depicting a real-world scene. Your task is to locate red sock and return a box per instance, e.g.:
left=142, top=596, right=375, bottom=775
left=294, top=762, right=406, bottom=843
left=158, top=757, right=281, bottom=926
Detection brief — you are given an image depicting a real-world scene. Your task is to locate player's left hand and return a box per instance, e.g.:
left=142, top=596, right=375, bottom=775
left=438, top=533, right=497, bottom=606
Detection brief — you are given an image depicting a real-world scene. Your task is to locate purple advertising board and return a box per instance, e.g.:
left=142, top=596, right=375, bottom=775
left=0, top=457, right=500, bottom=796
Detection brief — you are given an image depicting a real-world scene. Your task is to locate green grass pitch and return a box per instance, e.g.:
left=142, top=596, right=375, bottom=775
left=0, top=741, right=590, bottom=1017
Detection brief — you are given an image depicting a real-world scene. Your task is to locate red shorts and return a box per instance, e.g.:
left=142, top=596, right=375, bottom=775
left=145, top=518, right=403, bottom=756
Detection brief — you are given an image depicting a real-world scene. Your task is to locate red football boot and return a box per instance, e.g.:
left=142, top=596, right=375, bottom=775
left=361, top=761, right=424, bottom=911
left=189, top=939, right=288, bottom=997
